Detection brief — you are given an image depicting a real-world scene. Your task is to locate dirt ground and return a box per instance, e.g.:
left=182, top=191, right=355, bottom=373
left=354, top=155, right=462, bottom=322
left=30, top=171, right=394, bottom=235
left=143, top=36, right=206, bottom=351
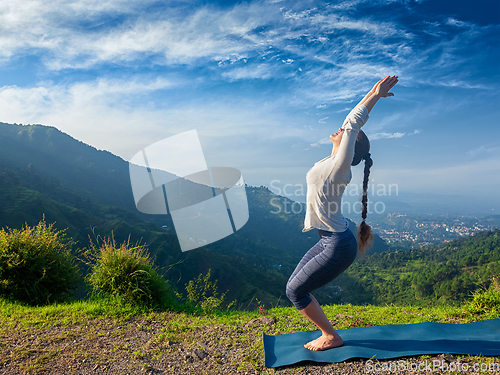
left=1, top=314, right=497, bottom=375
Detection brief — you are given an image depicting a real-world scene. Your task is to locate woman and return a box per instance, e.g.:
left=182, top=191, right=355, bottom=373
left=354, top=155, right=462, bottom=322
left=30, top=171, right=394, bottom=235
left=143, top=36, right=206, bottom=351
left=286, top=75, right=399, bottom=351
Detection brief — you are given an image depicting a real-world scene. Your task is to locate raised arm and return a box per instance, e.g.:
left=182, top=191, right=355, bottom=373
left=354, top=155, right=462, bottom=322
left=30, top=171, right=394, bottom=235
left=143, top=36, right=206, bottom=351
left=332, top=76, right=398, bottom=174
left=359, top=75, right=398, bottom=113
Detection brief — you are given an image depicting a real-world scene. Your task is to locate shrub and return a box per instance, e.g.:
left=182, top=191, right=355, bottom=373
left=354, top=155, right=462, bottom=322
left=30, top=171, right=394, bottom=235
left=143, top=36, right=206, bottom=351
left=179, top=269, right=235, bottom=314
left=84, top=236, right=174, bottom=310
left=0, top=218, right=80, bottom=305
left=468, top=277, right=500, bottom=313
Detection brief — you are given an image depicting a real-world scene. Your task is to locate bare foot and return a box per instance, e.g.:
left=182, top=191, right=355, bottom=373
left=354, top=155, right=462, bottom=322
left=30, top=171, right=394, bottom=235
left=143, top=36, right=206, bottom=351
left=304, top=334, right=343, bottom=351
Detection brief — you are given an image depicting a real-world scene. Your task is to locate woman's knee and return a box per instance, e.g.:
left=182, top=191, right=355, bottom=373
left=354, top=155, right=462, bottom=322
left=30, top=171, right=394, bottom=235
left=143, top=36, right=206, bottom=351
left=285, top=283, right=296, bottom=302
left=286, top=283, right=311, bottom=310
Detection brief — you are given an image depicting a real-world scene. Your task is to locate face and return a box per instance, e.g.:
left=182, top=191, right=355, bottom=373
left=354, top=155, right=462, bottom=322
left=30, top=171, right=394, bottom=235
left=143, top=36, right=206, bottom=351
left=329, top=128, right=344, bottom=146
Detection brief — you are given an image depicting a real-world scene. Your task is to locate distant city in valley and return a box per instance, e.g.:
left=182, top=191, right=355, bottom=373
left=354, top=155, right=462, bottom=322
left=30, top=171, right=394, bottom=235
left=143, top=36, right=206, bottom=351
left=361, top=213, right=500, bottom=249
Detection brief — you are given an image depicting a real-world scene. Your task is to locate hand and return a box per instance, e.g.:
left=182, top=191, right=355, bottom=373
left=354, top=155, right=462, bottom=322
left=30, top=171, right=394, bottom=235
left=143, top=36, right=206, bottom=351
left=360, top=75, right=399, bottom=113
left=372, top=75, right=398, bottom=98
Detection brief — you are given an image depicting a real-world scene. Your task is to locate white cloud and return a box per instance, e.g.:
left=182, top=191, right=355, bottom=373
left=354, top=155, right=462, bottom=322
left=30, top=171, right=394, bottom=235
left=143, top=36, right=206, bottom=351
left=0, top=77, right=177, bottom=155
left=221, top=64, right=273, bottom=80
left=370, top=132, right=405, bottom=140
left=369, top=129, right=420, bottom=140
left=467, top=145, right=500, bottom=158
left=0, top=77, right=311, bottom=164
left=0, top=0, right=154, bottom=59
left=0, top=0, right=494, bottom=100
left=334, top=107, right=351, bottom=113
left=0, top=0, right=276, bottom=68
left=446, top=18, right=470, bottom=28
left=0, top=0, right=411, bottom=82
left=311, top=138, right=331, bottom=147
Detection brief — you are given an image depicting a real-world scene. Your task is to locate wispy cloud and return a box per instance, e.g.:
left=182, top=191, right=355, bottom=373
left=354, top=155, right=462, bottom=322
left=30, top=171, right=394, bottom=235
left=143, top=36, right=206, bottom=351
left=0, top=76, right=309, bottom=162
left=446, top=18, right=470, bottom=28
left=310, top=125, right=421, bottom=148
left=1, top=0, right=497, bottom=98
left=370, top=132, right=405, bottom=140
left=221, top=64, right=273, bottom=80
left=311, top=138, right=331, bottom=147
left=467, top=145, right=500, bottom=158
left=370, top=129, right=420, bottom=140
left=0, top=1, right=275, bottom=68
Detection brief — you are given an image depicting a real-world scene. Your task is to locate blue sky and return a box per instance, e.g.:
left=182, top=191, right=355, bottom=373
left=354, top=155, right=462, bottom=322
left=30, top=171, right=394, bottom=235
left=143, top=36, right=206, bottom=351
left=1, top=0, right=499, bottom=215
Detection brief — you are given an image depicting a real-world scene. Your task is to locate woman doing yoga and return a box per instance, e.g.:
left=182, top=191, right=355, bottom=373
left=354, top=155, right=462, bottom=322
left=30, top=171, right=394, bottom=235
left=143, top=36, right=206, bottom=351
left=286, top=75, right=399, bottom=351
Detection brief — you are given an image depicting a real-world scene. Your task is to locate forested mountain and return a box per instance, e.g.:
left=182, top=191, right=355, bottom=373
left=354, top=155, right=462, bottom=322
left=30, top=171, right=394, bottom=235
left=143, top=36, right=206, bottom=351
left=0, top=123, right=135, bottom=210
left=1, top=121, right=497, bottom=309
left=327, top=230, right=500, bottom=306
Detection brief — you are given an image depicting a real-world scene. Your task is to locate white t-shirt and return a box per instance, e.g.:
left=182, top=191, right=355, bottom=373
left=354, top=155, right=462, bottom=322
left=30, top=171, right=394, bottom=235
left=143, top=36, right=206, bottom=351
left=303, top=104, right=369, bottom=233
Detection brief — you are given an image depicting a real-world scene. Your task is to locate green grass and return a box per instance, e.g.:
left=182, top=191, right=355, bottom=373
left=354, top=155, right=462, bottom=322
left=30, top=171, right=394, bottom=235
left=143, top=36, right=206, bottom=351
left=0, top=296, right=499, bottom=374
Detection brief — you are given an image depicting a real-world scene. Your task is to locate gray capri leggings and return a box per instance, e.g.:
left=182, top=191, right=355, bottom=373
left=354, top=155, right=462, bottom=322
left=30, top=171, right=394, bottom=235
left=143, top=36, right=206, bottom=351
left=286, top=228, right=358, bottom=310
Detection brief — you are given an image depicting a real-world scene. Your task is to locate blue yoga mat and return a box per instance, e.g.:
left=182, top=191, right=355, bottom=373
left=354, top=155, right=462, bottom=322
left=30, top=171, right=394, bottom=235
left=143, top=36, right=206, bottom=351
left=263, top=318, right=500, bottom=368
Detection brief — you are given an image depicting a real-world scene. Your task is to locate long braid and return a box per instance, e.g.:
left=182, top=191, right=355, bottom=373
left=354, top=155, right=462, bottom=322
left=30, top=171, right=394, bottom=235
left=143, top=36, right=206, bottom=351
left=357, top=153, right=373, bottom=256
left=361, top=153, right=371, bottom=220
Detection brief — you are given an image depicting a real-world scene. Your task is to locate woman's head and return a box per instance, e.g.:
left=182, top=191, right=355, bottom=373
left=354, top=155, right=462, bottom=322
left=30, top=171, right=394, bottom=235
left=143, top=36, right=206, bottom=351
left=353, top=130, right=374, bottom=255
left=329, top=128, right=344, bottom=147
